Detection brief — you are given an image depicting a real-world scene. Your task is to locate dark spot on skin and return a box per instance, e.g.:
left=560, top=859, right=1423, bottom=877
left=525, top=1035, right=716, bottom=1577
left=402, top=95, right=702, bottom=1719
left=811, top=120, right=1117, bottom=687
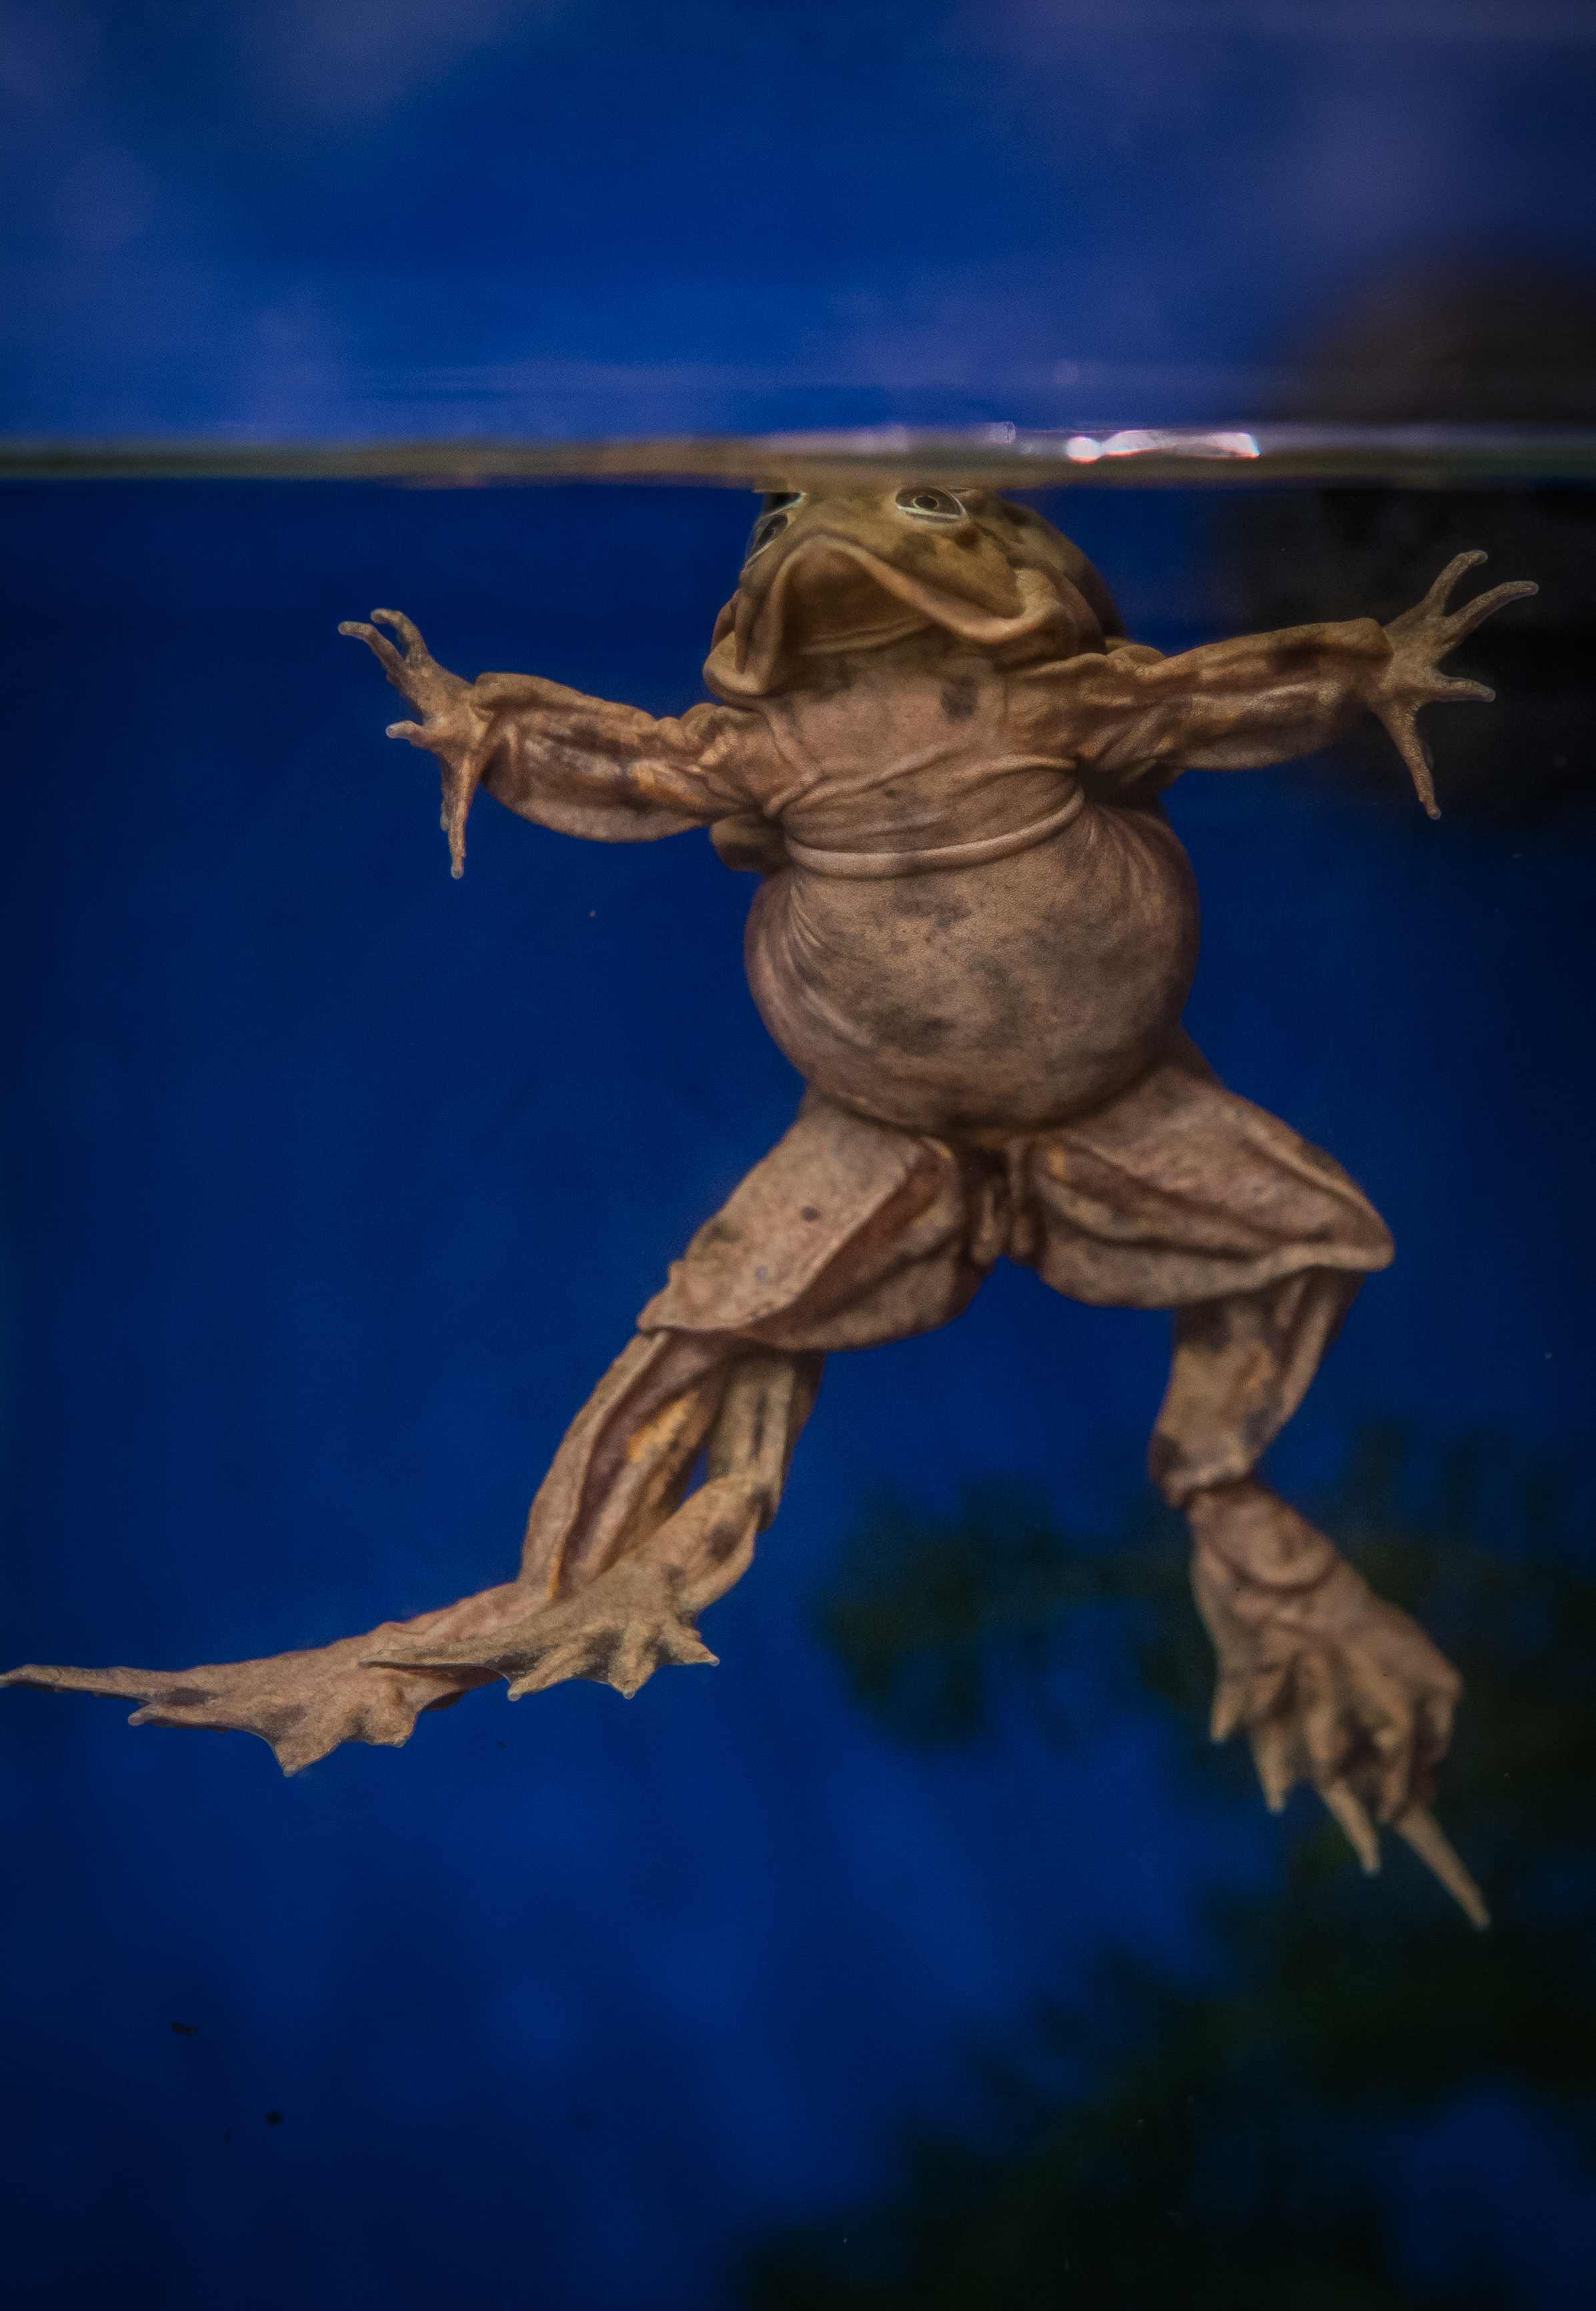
left=887, top=1013, right=955, bottom=1056
left=171, top=2023, right=197, bottom=2035
left=800, top=1206, right=821, bottom=1222
left=940, top=677, right=978, bottom=722
left=254, top=1705, right=307, bottom=1741
left=611, top=773, right=657, bottom=815
left=707, top=1520, right=745, bottom=1564
left=153, top=1685, right=213, bottom=1707
left=754, top=1265, right=770, bottom=1281
left=698, top=1219, right=742, bottom=1247
left=891, top=883, right=973, bottom=927
left=265, top=2110, right=284, bottom=2126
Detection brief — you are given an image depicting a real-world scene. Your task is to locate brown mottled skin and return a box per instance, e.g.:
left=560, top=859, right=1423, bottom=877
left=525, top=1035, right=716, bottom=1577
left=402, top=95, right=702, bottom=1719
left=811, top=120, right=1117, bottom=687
left=5, top=484, right=1534, bottom=1926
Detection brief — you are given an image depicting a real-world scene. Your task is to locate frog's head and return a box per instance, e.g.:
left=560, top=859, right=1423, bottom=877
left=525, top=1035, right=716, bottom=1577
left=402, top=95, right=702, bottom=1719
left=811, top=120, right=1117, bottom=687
left=708, top=484, right=1125, bottom=694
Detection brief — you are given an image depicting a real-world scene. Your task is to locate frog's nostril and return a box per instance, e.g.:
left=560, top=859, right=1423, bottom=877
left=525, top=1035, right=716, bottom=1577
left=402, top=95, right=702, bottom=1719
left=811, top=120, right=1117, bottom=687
left=744, top=511, right=791, bottom=564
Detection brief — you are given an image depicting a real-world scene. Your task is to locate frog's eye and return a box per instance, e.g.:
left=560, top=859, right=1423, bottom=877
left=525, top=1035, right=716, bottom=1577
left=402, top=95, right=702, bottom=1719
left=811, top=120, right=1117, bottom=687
left=894, top=486, right=966, bottom=522
left=744, top=510, right=792, bottom=563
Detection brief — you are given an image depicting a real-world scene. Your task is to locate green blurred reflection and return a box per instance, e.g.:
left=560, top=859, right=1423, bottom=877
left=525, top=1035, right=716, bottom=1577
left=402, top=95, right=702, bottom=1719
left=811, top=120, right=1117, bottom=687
left=746, top=1430, right=1596, bottom=2308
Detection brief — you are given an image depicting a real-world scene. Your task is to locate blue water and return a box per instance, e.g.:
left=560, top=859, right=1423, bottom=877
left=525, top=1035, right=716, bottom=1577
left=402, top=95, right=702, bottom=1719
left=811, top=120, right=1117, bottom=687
left=2, top=481, right=1593, bottom=2307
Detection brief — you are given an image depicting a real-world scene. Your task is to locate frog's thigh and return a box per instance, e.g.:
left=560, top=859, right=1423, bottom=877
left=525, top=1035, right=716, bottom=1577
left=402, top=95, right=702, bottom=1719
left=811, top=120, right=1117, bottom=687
left=1023, top=1041, right=1394, bottom=1502
left=639, top=1090, right=984, bottom=1353
left=1024, top=1041, right=1393, bottom=1312
left=520, top=1095, right=985, bottom=1596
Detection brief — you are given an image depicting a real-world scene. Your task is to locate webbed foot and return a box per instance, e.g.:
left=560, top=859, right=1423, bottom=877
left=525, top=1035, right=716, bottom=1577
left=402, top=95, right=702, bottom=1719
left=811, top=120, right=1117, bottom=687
left=365, top=1556, right=718, bottom=1700
left=1, top=1582, right=524, bottom=1774
left=1189, top=1481, right=1486, bottom=1927
left=365, top=1470, right=770, bottom=1700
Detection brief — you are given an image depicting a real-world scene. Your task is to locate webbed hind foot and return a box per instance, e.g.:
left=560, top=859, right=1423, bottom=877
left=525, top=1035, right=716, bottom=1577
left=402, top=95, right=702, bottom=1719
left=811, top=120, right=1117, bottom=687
left=0, top=1582, right=524, bottom=1775
left=365, top=1470, right=772, bottom=1699
left=1188, top=1478, right=1486, bottom=1927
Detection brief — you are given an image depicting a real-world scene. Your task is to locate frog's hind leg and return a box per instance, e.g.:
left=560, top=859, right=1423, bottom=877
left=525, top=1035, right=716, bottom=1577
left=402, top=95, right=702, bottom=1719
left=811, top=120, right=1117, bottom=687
left=5, top=1093, right=986, bottom=1770
left=1026, top=1039, right=1484, bottom=1923
left=367, top=1336, right=824, bottom=1704
left=371, top=1087, right=987, bottom=1699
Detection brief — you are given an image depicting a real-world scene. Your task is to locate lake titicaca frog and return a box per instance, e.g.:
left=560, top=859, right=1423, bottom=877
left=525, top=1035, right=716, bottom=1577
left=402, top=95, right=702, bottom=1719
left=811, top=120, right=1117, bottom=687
left=5, top=483, right=1534, bottom=1923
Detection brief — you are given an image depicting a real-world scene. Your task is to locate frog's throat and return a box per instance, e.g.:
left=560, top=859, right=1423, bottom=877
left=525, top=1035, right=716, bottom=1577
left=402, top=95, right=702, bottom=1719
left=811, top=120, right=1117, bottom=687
left=730, top=532, right=1079, bottom=690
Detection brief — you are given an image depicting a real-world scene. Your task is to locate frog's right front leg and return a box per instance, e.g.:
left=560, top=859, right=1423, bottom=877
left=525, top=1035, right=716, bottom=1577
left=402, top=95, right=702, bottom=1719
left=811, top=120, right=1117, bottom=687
left=341, top=605, right=774, bottom=871
left=339, top=608, right=499, bottom=875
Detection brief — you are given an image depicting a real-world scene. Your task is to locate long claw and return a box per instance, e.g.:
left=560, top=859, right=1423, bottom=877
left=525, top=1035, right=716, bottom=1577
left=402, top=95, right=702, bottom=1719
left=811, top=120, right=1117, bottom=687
left=1415, top=1687, right=1457, bottom=1772
left=1383, top=705, right=1441, bottom=819
left=1210, top=1673, right=1249, bottom=1742
left=440, top=743, right=490, bottom=879
left=1250, top=1713, right=1296, bottom=1813
left=1395, top=1806, right=1490, bottom=1930
left=339, top=620, right=408, bottom=682
left=1320, top=1779, right=1381, bottom=1875
left=1424, top=548, right=1489, bottom=608
left=370, top=608, right=430, bottom=655
left=1441, top=577, right=1539, bottom=641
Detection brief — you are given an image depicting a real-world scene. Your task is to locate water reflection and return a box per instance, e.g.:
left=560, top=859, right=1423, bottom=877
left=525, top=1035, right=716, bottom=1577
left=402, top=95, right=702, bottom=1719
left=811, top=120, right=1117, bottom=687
left=750, top=1429, right=1596, bottom=2307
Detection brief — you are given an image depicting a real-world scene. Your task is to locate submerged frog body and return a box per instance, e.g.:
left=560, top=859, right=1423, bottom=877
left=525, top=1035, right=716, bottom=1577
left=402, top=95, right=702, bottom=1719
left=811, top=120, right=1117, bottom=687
left=5, top=483, right=1535, bottom=1927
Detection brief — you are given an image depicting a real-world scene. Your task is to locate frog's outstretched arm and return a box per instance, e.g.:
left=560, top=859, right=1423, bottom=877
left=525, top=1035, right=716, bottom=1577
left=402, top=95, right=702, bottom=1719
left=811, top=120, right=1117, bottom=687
left=339, top=610, right=774, bottom=873
left=1030, top=553, right=1536, bottom=816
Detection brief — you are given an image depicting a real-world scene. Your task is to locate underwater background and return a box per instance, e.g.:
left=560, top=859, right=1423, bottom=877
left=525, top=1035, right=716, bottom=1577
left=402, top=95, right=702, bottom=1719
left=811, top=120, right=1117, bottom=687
left=4, top=6, right=1596, bottom=2308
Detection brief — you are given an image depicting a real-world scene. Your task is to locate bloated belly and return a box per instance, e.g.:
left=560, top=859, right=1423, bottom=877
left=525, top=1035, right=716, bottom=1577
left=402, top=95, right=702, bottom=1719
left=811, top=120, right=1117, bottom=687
left=743, top=802, right=1200, bottom=1135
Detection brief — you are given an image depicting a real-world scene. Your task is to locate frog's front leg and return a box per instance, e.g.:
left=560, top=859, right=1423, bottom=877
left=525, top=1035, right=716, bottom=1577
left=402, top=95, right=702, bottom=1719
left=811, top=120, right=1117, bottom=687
left=339, top=608, right=498, bottom=875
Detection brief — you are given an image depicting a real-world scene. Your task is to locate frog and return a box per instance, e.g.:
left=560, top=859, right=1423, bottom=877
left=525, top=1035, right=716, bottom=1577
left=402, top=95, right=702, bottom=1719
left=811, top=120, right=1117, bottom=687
left=4, top=481, right=1534, bottom=1925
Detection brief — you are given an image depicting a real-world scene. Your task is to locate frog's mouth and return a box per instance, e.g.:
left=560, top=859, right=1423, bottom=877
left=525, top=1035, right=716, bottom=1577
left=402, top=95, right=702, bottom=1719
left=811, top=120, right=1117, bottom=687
left=729, top=530, right=1080, bottom=690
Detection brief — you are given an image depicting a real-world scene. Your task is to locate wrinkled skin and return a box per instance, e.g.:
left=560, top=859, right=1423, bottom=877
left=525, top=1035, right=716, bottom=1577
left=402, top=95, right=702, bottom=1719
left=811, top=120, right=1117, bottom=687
left=6, top=484, right=1533, bottom=1927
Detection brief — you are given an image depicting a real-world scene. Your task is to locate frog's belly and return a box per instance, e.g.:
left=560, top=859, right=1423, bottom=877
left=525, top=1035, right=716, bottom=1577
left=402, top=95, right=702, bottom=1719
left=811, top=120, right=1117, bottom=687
left=744, top=803, right=1200, bottom=1135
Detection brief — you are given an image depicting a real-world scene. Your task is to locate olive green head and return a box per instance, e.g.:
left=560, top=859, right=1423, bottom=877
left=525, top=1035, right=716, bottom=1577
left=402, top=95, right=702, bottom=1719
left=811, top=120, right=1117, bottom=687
left=712, top=482, right=1124, bottom=691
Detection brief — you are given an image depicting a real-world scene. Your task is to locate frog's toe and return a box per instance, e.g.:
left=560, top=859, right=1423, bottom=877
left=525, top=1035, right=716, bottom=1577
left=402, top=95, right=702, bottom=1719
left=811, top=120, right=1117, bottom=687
left=364, top=1558, right=718, bottom=1702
